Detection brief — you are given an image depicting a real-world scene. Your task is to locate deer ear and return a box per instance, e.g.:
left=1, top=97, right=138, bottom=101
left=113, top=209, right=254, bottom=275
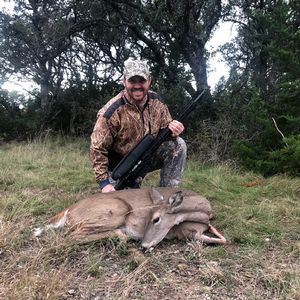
left=150, top=187, right=164, bottom=204
left=168, top=191, right=183, bottom=208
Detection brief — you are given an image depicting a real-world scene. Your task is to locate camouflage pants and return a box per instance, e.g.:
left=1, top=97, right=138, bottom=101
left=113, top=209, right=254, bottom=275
left=109, top=137, right=187, bottom=188
left=145, top=137, right=187, bottom=187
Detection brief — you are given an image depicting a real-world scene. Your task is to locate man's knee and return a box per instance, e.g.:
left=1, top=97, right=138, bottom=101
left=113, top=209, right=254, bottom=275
left=159, top=137, right=187, bottom=187
left=166, top=137, right=187, bottom=160
left=175, top=137, right=187, bottom=156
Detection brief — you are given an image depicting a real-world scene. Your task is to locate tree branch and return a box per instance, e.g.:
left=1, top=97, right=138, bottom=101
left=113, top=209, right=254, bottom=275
left=272, top=117, right=288, bottom=147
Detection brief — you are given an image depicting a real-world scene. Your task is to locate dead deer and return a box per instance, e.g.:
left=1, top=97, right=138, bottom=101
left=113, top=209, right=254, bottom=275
left=34, top=187, right=226, bottom=249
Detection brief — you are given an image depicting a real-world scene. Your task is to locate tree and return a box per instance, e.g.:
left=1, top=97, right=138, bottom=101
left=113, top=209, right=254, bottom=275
left=216, top=0, right=300, bottom=175
left=1, top=0, right=70, bottom=110
left=0, top=88, right=31, bottom=140
left=0, top=0, right=229, bottom=140
left=103, top=0, right=224, bottom=96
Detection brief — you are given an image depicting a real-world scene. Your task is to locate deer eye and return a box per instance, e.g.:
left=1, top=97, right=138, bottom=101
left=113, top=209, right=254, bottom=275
left=153, top=217, right=161, bottom=224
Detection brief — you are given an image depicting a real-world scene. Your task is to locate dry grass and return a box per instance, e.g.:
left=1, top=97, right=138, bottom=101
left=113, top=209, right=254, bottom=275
left=0, top=138, right=299, bottom=299
left=2, top=228, right=299, bottom=300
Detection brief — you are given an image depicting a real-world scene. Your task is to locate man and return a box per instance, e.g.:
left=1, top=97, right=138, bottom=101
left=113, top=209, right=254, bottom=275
left=90, top=60, right=186, bottom=193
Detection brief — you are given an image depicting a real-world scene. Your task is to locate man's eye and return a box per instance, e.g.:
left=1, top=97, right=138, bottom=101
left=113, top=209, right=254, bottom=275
left=129, top=78, right=146, bottom=84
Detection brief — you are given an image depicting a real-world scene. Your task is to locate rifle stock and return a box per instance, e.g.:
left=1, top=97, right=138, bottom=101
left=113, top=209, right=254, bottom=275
left=113, top=89, right=208, bottom=190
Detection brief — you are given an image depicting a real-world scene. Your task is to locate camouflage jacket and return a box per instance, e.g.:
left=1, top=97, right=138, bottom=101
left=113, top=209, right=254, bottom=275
left=90, top=90, right=173, bottom=183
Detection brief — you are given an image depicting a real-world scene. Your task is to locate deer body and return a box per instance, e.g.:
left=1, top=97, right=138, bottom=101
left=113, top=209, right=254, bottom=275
left=42, top=187, right=226, bottom=248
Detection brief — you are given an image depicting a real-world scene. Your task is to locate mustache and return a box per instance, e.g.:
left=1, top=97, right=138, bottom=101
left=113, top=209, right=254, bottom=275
left=131, top=88, right=144, bottom=92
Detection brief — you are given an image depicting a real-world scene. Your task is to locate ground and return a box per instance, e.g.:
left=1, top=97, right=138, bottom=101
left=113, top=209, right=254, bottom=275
left=0, top=139, right=299, bottom=299
left=1, top=215, right=299, bottom=300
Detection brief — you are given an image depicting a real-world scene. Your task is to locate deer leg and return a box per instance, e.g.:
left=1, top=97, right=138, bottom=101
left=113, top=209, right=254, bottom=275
left=197, top=225, right=226, bottom=245
left=113, top=228, right=129, bottom=242
left=71, top=228, right=129, bottom=243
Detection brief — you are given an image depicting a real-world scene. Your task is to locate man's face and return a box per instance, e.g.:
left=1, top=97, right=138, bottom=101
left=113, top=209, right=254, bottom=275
left=123, top=75, right=151, bottom=102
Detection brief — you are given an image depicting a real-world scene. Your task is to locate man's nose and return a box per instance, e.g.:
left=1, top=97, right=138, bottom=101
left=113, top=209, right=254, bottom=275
left=131, top=81, right=144, bottom=86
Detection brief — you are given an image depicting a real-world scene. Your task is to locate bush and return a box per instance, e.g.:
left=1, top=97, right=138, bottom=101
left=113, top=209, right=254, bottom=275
left=234, top=135, right=300, bottom=176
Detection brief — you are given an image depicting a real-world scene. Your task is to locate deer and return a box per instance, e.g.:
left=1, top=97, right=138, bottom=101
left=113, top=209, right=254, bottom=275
left=34, top=187, right=226, bottom=249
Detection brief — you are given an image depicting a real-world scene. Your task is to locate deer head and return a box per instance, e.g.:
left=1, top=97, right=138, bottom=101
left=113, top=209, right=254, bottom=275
left=141, top=187, right=210, bottom=249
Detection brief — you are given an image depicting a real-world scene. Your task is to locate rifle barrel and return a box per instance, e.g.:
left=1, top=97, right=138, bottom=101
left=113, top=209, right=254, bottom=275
left=177, top=89, right=207, bottom=122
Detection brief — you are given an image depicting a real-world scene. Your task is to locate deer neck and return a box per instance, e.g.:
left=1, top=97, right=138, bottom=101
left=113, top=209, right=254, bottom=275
left=174, top=211, right=210, bottom=225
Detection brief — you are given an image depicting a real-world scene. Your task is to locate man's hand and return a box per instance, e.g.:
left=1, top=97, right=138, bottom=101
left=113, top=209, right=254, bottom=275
left=168, top=120, right=184, bottom=137
left=101, top=184, right=116, bottom=193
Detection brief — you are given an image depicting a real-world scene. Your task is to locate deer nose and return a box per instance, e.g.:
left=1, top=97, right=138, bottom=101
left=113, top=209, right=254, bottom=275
left=140, top=242, right=154, bottom=252
left=140, top=243, right=149, bottom=251
left=139, top=245, right=147, bottom=252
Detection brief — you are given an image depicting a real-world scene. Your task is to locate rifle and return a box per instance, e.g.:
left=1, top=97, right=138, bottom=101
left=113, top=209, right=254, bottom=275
left=111, top=88, right=208, bottom=190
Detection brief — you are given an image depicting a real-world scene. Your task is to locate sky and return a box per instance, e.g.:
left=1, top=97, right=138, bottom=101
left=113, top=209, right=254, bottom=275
left=206, top=22, right=236, bottom=88
left=0, top=0, right=236, bottom=94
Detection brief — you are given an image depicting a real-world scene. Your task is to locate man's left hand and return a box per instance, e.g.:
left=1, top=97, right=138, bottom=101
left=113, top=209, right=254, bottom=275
left=168, top=120, right=184, bottom=137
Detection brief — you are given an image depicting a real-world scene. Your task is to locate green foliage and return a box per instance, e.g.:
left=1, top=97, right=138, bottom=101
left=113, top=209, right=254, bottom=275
left=46, top=83, right=121, bottom=135
left=234, top=135, right=300, bottom=176
left=214, top=0, right=300, bottom=176
left=0, top=0, right=222, bottom=138
left=0, top=82, right=122, bottom=138
left=0, top=89, right=34, bottom=140
left=0, top=91, right=13, bottom=139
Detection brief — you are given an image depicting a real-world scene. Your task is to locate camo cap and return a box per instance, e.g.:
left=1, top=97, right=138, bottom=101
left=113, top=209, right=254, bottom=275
left=123, top=60, right=151, bottom=80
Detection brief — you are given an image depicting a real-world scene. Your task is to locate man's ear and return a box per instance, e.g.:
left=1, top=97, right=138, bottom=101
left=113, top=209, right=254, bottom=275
left=122, top=78, right=126, bottom=87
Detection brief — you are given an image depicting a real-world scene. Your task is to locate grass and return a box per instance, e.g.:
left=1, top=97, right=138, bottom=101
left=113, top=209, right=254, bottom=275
left=0, top=136, right=299, bottom=299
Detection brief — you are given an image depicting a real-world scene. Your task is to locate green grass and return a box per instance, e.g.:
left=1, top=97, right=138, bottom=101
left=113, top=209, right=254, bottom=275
left=181, top=162, right=300, bottom=248
left=0, top=136, right=94, bottom=217
left=0, top=137, right=299, bottom=300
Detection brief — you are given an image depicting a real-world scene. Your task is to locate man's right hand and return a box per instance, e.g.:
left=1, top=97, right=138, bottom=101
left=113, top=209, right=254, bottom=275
left=101, top=184, right=116, bottom=193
